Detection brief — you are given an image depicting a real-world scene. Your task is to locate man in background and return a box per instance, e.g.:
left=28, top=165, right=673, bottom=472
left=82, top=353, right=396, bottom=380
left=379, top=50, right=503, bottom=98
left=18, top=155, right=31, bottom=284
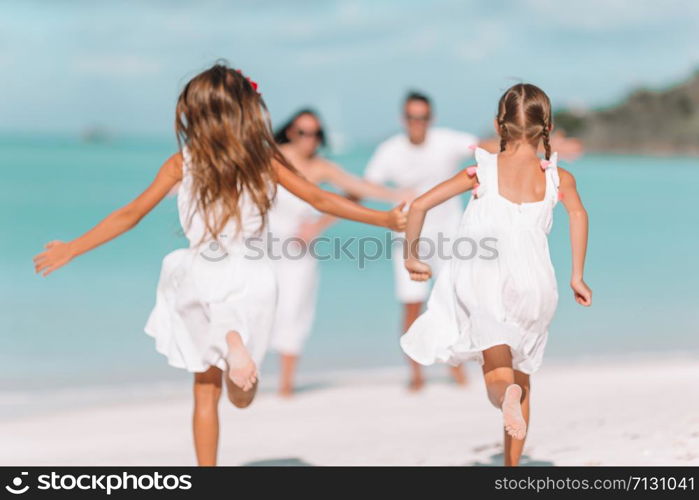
left=364, top=92, right=477, bottom=390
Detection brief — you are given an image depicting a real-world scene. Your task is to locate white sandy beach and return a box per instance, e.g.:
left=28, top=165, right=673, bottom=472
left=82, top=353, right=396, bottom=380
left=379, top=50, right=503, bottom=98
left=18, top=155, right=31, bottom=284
left=1, top=355, right=698, bottom=466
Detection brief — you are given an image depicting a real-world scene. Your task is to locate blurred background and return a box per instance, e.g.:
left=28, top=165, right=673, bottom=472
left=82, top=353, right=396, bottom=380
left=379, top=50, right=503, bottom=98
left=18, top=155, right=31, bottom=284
left=1, top=0, right=698, bottom=414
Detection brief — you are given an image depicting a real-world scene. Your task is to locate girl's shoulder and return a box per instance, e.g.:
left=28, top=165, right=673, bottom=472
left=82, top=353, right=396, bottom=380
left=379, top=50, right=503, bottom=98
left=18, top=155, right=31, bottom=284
left=556, top=166, right=575, bottom=187
left=162, top=151, right=184, bottom=180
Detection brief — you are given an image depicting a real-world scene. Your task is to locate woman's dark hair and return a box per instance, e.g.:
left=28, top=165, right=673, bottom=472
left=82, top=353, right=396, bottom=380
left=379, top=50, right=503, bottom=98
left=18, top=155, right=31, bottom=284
left=274, top=108, right=327, bottom=147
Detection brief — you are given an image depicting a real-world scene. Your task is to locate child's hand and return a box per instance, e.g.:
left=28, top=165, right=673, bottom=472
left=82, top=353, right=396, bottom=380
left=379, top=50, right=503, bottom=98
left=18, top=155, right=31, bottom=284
left=33, top=240, right=74, bottom=277
left=571, top=278, right=592, bottom=306
left=386, top=202, right=407, bottom=231
left=405, top=258, right=431, bottom=281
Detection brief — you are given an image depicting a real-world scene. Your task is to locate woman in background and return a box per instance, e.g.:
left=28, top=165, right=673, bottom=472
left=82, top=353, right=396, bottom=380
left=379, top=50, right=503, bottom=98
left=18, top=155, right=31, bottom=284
left=270, top=109, right=408, bottom=397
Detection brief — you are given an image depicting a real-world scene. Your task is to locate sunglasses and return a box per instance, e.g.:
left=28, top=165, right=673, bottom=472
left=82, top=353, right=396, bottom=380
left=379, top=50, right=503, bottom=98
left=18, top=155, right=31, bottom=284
left=404, top=113, right=431, bottom=122
left=294, top=128, right=323, bottom=139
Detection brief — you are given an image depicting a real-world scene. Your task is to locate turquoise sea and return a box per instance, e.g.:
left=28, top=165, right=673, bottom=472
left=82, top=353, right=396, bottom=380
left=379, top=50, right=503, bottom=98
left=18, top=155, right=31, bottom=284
left=1, top=135, right=698, bottom=390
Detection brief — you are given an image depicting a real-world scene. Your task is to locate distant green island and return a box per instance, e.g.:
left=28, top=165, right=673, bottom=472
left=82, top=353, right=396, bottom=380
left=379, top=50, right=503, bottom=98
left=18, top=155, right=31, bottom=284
left=555, top=70, right=699, bottom=155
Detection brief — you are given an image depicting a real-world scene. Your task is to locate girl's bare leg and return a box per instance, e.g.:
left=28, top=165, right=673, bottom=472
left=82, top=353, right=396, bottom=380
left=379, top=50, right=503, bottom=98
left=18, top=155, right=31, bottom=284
left=449, top=364, right=469, bottom=386
left=482, top=344, right=515, bottom=406
left=504, top=370, right=530, bottom=466
left=481, top=345, right=528, bottom=463
left=193, top=366, right=223, bottom=466
left=403, top=302, right=425, bottom=391
left=278, top=353, right=298, bottom=398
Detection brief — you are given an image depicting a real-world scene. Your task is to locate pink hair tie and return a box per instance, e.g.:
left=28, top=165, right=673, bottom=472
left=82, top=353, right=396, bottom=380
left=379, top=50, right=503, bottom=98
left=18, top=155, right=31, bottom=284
left=468, top=144, right=477, bottom=151
left=472, top=182, right=480, bottom=197
left=466, top=166, right=478, bottom=177
left=540, top=159, right=551, bottom=170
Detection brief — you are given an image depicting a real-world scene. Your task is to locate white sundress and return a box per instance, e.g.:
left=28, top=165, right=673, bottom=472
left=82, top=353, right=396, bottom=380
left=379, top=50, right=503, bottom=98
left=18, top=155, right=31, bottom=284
left=400, top=147, right=561, bottom=374
left=144, top=149, right=277, bottom=372
left=266, top=185, right=320, bottom=356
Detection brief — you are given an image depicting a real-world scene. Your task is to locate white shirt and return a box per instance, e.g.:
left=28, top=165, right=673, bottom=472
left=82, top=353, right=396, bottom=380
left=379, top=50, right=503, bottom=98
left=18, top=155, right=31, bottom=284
left=365, top=127, right=478, bottom=235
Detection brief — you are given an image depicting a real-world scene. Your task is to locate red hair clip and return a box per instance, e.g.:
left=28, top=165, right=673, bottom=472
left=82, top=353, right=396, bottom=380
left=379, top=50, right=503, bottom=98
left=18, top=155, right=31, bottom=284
left=236, top=69, right=260, bottom=94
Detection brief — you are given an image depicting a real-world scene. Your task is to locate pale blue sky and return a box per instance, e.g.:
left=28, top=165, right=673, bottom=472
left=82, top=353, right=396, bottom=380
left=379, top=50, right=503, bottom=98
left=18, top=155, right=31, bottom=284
left=2, top=0, right=698, bottom=143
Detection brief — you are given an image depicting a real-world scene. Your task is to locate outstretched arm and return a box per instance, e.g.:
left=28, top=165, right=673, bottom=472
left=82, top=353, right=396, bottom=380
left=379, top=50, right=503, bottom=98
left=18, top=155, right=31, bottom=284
left=274, top=161, right=406, bottom=231
left=558, top=167, right=592, bottom=306
left=294, top=160, right=410, bottom=243
left=404, top=168, right=476, bottom=281
left=318, top=160, right=410, bottom=203
left=295, top=193, right=361, bottom=244
left=295, top=213, right=337, bottom=243
left=33, top=153, right=183, bottom=276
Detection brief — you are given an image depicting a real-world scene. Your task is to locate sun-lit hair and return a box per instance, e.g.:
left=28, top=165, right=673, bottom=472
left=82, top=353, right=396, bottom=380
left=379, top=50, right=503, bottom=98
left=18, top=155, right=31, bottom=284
left=496, top=83, right=553, bottom=160
left=175, top=62, right=292, bottom=242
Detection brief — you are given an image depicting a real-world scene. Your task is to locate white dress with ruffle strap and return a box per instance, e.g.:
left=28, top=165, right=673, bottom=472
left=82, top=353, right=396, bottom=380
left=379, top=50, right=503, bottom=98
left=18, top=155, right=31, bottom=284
left=400, top=148, right=561, bottom=374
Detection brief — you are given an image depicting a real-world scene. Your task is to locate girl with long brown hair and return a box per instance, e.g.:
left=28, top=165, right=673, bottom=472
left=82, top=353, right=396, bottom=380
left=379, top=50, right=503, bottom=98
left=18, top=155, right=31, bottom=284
left=399, top=83, right=591, bottom=466
left=33, top=63, right=406, bottom=465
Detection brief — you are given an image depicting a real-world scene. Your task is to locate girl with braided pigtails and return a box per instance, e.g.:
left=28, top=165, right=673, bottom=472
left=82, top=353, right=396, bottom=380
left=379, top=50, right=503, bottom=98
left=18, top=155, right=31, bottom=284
left=400, top=83, right=591, bottom=466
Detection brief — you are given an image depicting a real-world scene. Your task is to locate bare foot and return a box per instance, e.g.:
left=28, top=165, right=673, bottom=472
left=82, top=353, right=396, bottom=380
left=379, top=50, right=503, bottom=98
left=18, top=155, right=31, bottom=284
left=225, top=331, right=257, bottom=392
left=408, top=376, right=425, bottom=392
left=502, top=384, right=527, bottom=440
left=278, top=385, right=294, bottom=398
left=449, top=365, right=469, bottom=386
